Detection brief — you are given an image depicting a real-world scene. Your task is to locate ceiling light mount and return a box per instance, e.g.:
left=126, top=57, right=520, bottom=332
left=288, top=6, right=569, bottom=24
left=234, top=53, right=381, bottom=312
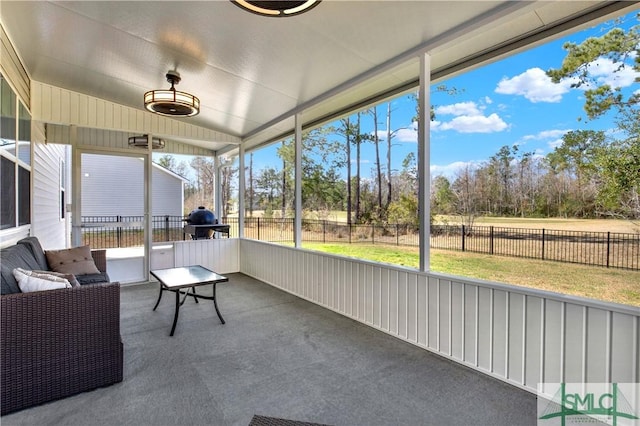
left=144, top=70, right=200, bottom=117
left=128, top=135, right=166, bottom=150
left=232, top=0, right=320, bottom=17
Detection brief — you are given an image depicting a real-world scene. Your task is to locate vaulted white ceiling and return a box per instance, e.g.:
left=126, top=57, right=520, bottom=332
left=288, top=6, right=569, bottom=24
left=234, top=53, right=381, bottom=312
left=1, top=1, right=636, bottom=154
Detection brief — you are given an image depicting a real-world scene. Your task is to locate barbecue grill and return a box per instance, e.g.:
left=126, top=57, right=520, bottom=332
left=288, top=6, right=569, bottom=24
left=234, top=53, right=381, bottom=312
left=183, top=206, right=230, bottom=239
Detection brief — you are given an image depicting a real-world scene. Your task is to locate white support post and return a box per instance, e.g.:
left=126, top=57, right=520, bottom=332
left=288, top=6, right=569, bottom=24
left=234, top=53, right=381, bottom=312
left=70, top=125, right=81, bottom=247
left=418, top=53, right=431, bottom=272
left=144, top=134, right=153, bottom=278
left=294, top=113, right=302, bottom=248
left=238, top=144, right=245, bottom=238
left=214, top=155, right=221, bottom=222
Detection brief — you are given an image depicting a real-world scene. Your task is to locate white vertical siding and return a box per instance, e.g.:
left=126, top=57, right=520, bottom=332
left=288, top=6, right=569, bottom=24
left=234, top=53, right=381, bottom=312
left=239, top=239, right=640, bottom=394
left=44, top=125, right=221, bottom=157
left=173, top=239, right=239, bottom=275
left=31, top=82, right=240, bottom=147
left=31, top=137, right=68, bottom=249
left=0, top=24, right=29, bottom=106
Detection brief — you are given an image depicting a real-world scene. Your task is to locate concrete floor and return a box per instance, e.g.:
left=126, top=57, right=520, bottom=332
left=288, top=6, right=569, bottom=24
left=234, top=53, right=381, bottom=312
left=2, top=273, right=537, bottom=426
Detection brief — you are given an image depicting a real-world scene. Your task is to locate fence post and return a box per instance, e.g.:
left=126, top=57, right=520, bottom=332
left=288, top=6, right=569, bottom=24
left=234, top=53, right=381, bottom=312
left=396, top=224, right=399, bottom=246
left=372, top=224, right=375, bottom=244
left=323, top=220, right=326, bottom=243
left=606, top=231, right=610, bottom=268
left=117, top=215, right=122, bottom=248
left=349, top=223, right=352, bottom=244
left=461, top=225, right=465, bottom=252
left=541, top=228, right=545, bottom=260
left=257, top=217, right=260, bottom=241
left=490, top=226, right=494, bottom=255
left=164, top=215, right=169, bottom=242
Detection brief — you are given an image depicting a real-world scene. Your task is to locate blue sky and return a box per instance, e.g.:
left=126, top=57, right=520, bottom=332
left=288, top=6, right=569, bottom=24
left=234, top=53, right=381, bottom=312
left=387, top=10, right=639, bottom=179
left=230, top=11, right=639, bottom=183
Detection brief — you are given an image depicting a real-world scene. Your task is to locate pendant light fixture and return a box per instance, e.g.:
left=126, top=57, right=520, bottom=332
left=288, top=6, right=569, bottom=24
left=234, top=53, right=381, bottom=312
left=232, top=1, right=320, bottom=17
left=128, top=135, right=166, bottom=149
left=144, top=70, right=200, bottom=117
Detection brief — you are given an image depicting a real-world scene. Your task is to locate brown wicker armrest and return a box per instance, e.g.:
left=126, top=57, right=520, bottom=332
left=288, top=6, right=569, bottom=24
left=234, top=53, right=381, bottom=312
left=1, top=282, right=123, bottom=415
left=91, top=249, right=108, bottom=273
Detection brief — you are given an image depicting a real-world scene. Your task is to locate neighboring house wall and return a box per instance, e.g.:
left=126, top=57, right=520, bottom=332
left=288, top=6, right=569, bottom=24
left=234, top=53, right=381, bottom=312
left=81, top=154, right=184, bottom=217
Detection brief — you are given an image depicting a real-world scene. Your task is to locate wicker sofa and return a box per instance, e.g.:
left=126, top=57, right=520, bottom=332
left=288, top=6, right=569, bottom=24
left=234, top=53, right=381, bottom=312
left=0, top=237, right=123, bottom=415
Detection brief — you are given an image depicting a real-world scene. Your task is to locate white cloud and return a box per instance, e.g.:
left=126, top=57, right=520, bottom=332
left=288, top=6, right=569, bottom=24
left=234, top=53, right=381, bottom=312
left=431, top=100, right=508, bottom=134
left=548, top=139, right=564, bottom=149
left=522, top=129, right=571, bottom=141
left=430, top=161, right=481, bottom=179
left=373, top=130, right=387, bottom=140
left=588, top=57, right=640, bottom=88
left=437, top=113, right=508, bottom=133
left=435, top=101, right=481, bottom=116
left=484, top=96, right=493, bottom=105
left=495, top=67, right=575, bottom=103
left=395, top=126, right=418, bottom=143
left=519, top=128, right=571, bottom=151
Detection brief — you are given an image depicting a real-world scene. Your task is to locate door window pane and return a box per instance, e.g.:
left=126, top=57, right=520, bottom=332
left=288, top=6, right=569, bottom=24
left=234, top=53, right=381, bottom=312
left=18, top=166, right=30, bottom=225
left=0, top=155, right=16, bottom=229
left=18, top=102, right=31, bottom=165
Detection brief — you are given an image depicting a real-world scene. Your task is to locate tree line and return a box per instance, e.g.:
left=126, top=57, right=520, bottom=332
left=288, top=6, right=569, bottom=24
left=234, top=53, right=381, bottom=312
left=434, top=133, right=639, bottom=224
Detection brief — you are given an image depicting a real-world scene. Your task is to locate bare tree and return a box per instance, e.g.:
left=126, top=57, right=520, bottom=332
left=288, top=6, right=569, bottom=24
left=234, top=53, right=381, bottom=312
left=451, top=164, right=480, bottom=228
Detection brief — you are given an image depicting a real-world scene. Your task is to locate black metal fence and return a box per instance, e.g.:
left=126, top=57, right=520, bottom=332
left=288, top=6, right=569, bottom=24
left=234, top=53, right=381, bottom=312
left=430, top=224, right=639, bottom=271
left=81, top=216, right=639, bottom=271
left=81, top=215, right=185, bottom=248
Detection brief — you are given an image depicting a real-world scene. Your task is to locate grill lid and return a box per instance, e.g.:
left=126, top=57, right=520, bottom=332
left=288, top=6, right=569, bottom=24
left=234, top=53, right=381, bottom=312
left=186, top=206, right=217, bottom=225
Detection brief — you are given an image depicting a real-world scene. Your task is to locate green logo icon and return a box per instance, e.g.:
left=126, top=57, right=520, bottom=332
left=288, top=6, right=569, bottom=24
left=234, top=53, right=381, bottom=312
left=538, top=383, right=639, bottom=425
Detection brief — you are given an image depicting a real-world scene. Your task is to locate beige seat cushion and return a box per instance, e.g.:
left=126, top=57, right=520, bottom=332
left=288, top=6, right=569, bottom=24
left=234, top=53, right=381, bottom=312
left=45, top=246, right=101, bottom=275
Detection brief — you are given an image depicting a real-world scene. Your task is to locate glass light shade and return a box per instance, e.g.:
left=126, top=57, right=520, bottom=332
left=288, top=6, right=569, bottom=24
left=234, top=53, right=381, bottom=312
left=233, top=0, right=320, bottom=17
left=144, top=89, right=200, bottom=117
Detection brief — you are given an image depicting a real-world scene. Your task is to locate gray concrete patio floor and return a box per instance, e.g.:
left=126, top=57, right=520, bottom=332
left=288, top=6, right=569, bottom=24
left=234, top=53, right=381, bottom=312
left=2, top=273, right=537, bottom=426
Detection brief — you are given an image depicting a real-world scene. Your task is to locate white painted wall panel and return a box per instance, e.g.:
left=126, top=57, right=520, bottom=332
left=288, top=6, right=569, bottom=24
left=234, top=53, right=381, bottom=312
left=31, top=82, right=240, bottom=148
left=407, top=273, right=418, bottom=343
left=439, top=279, right=451, bottom=356
left=451, top=282, right=464, bottom=360
left=239, top=239, right=640, bottom=395
left=524, top=296, right=543, bottom=388
left=388, top=269, right=398, bottom=335
left=417, top=275, right=427, bottom=346
left=477, top=287, right=493, bottom=372
left=397, top=270, right=408, bottom=339
left=564, top=303, right=586, bottom=383
left=493, top=290, right=508, bottom=377
left=464, top=285, right=478, bottom=365
left=173, top=239, right=239, bottom=274
left=428, top=277, right=439, bottom=350
left=585, top=308, right=609, bottom=383
left=611, top=313, right=638, bottom=383
left=543, top=300, right=564, bottom=386
left=508, top=293, right=525, bottom=384
left=31, top=140, right=68, bottom=249
left=1, top=24, right=29, bottom=106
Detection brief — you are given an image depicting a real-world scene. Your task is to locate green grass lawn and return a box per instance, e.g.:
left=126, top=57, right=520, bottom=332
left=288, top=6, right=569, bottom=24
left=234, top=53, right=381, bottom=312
left=300, top=242, right=640, bottom=307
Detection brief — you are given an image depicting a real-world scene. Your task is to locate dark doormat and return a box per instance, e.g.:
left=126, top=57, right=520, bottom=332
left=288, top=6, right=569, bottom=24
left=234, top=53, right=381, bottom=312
left=249, top=414, right=331, bottom=426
